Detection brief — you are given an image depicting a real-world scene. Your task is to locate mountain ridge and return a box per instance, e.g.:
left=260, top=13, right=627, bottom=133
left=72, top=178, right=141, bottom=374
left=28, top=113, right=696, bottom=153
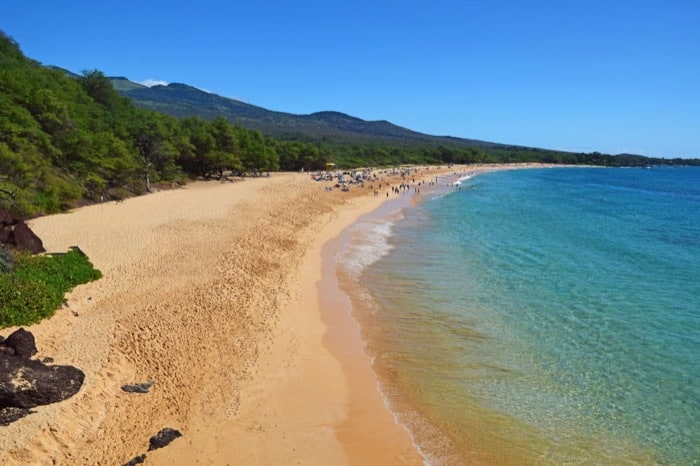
left=108, top=77, right=494, bottom=148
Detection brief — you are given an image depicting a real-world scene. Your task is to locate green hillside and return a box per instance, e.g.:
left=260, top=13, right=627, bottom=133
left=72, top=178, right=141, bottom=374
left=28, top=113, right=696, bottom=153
left=113, top=78, right=491, bottom=147
left=0, top=31, right=288, bottom=217
left=2, top=30, right=696, bottom=218
left=112, top=77, right=699, bottom=167
left=109, top=77, right=148, bottom=92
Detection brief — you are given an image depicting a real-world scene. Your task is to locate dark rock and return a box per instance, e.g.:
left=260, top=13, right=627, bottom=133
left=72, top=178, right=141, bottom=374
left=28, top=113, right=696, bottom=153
left=0, top=208, right=45, bottom=254
left=0, top=209, right=16, bottom=226
left=147, top=427, right=182, bottom=451
left=0, top=353, right=85, bottom=409
left=0, top=407, right=35, bottom=426
left=0, top=329, right=84, bottom=426
left=41, top=356, right=54, bottom=364
left=123, top=454, right=147, bottom=466
left=10, top=222, right=45, bottom=254
left=121, top=381, right=154, bottom=394
left=2, top=328, right=38, bottom=358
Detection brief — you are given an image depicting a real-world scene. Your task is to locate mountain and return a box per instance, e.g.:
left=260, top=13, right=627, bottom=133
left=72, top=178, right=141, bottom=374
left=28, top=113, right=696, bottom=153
left=109, top=77, right=148, bottom=92
left=109, top=78, right=492, bottom=148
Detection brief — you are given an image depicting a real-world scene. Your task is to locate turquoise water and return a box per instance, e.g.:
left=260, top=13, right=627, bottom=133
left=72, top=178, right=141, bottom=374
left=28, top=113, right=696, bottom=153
left=337, top=167, right=700, bottom=465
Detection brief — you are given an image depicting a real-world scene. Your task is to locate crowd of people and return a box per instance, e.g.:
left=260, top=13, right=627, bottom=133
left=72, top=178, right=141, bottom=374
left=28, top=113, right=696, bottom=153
left=310, top=165, right=473, bottom=198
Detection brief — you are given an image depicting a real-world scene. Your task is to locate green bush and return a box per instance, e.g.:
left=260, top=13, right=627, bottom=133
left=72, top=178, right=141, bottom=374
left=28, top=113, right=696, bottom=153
left=0, top=247, right=102, bottom=328
left=0, top=274, right=62, bottom=326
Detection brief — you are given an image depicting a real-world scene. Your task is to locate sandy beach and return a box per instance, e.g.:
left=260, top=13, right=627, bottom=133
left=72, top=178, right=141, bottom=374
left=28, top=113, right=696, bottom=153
left=0, top=164, right=535, bottom=465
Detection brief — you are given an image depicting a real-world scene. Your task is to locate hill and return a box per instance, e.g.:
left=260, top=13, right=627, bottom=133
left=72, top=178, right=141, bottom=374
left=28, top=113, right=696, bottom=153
left=0, top=31, right=288, bottom=217
left=2, top=29, right=697, bottom=219
left=110, top=78, right=492, bottom=148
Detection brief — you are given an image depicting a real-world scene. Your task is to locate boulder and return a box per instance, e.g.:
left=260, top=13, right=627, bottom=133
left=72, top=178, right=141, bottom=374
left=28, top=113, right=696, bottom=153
left=0, top=208, right=45, bottom=254
left=0, top=354, right=84, bottom=410
left=148, top=428, right=182, bottom=451
left=9, top=222, right=45, bottom=254
left=0, top=330, right=84, bottom=414
left=2, top=328, right=38, bottom=358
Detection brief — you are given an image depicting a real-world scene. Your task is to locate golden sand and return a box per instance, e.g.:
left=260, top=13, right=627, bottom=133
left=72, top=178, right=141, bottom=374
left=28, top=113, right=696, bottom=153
left=1, top=165, right=538, bottom=465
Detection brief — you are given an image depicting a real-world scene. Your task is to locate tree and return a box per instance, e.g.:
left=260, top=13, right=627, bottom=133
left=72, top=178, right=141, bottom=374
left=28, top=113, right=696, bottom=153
left=131, top=111, right=181, bottom=191
left=78, top=70, right=120, bottom=109
left=209, top=117, right=242, bottom=177
left=178, top=117, right=217, bottom=178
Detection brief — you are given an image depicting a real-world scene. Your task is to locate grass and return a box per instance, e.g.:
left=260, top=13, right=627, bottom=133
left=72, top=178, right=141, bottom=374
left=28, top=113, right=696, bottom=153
left=0, top=247, right=102, bottom=328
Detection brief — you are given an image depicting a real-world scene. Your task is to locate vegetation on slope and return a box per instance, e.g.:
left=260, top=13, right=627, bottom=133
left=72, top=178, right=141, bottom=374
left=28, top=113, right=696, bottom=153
left=2, top=30, right=698, bottom=219
left=0, top=31, right=324, bottom=218
left=112, top=78, right=699, bottom=168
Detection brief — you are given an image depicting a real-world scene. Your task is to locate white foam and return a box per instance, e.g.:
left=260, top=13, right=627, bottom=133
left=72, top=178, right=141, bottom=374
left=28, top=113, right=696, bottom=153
left=337, top=213, right=399, bottom=276
left=373, top=374, right=437, bottom=466
left=453, top=174, right=474, bottom=186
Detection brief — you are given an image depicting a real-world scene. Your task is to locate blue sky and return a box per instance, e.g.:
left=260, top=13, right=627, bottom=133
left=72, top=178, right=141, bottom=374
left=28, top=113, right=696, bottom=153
left=4, top=0, right=699, bottom=158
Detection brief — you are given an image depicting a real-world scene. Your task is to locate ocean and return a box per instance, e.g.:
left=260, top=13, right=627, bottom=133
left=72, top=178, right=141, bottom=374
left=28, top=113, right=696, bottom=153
left=335, top=166, right=700, bottom=465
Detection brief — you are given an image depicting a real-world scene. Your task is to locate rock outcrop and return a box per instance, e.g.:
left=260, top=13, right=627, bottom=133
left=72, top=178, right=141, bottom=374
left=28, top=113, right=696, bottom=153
left=2, top=328, right=37, bottom=358
left=0, top=209, right=45, bottom=254
left=0, top=329, right=84, bottom=425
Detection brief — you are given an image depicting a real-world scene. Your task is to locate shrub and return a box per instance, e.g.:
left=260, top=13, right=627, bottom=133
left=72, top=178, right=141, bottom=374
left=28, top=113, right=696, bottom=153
left=0, top=273, right=62, bottom=326
left=0, top=247, right=102, bottom=328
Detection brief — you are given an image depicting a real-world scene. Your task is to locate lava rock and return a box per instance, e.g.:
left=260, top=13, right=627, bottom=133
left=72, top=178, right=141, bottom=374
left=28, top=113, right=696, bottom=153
left=10, top=222, right=45, bottom=254
left=2, top=328, right=38, bottom=358
left=123, top=454, right=147, bottom=466
left=0, top=407, right=35, bottom=426
left=0, top=353, right=84, bottom=409
left=0, top=209, right=45, bottom=254
left=121, top=381, right=154, bottom=394
left=148, top=428, right=182, bottom=451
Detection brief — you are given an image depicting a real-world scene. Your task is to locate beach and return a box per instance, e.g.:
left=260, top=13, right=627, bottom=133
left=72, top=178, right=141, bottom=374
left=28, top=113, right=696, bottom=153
left=1, top=165, right=493, bottom=465
left=2, top=162, right=694, bottom=465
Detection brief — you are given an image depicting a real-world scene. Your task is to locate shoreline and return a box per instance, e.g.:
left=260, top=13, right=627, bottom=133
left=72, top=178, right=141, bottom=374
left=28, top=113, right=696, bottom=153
left=319, top=163, right=562, bottom=465
left=1, top=164, right=553, bottom=465
left=319, top=205, right=425, bottom=465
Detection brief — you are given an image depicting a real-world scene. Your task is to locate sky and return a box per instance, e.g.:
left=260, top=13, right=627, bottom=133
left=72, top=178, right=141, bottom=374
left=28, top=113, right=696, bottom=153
left=3, top=0, right=699, bottom=158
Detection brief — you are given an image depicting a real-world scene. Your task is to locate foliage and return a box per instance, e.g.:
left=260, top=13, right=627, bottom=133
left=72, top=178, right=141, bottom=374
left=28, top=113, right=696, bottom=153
left=2, top=29, right=697, bottom=218
left=0, top=247, right=13, bottom=274
left=112, top=74, right=700, bottom=169
left=0, top=31, right=286, bottom=216
left=0, top=247, right=102, bottom=328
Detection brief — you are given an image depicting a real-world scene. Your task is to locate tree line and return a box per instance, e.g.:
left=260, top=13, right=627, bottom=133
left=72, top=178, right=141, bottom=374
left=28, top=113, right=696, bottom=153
left=2, top=31, right=696, bottom=218
left=1, top=32, right=337, bottom=217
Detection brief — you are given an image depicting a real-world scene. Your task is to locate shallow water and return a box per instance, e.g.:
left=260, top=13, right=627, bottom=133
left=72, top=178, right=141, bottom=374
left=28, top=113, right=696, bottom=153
left=336, top=166, right=700, bottom=465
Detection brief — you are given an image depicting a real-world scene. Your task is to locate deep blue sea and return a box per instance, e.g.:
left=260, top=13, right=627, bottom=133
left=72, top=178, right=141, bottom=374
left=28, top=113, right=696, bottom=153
left=336, top=166, right=700, bottom=465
